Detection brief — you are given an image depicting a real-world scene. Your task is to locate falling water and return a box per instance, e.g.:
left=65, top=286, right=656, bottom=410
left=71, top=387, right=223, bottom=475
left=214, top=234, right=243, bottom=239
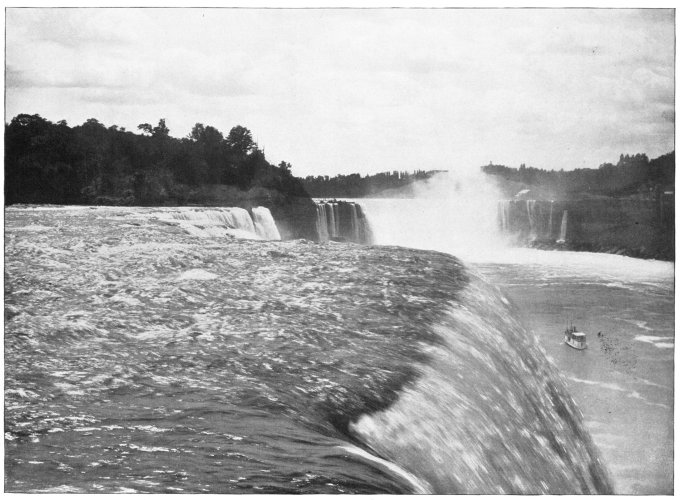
left=358, top=170, right=508, bottom=261
left=350, top=203, right=359, bottom=242
left=333, top=203, right=340, bottom=237
left=548, top=201, right=554, bottom=240
left=498, top=200, right=511, bottom=232
left=526, top=200, right=538, bottom=240
left=557, top=210, right=568, bottom=243
left=4, top=206, right=614, bottom=494
left=149, top=207, right=271, bottom=240
left=251, top=207, right=282, bottom=240
left=327, top=203, right=337, bottom=238
left=316, top=204, right=330, bottom=242
left=315, top=201, right=372, bottom=244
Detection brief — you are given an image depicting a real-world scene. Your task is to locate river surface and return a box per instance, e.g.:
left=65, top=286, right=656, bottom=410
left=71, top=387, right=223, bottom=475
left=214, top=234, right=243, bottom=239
left=359, top=196, right=674, bottom=494
left=3, top=205, right=617, bottom=494
left=476, top=252, right=674, bottom=494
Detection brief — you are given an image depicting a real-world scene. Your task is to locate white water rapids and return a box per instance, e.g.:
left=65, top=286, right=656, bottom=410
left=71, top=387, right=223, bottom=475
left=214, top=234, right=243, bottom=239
left=355, top=171, right=673, bottom=494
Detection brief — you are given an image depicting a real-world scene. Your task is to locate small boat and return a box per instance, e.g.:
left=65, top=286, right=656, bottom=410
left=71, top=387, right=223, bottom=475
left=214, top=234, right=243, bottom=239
left=564, top=325, right=587, bottom=350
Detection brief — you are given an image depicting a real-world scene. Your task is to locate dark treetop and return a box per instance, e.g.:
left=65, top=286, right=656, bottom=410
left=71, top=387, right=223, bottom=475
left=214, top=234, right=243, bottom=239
left=4, top=114, right=309, bottom=207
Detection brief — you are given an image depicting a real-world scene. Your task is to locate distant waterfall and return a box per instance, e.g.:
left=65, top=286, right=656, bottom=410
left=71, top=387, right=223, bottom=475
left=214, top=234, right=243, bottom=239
left=316, top=204, right=329, bottom=242
left=557, top=210, right=568, bottom=243
left=327, top=203, right=337, bottom=238
left=333, top=204, right=340, bottom=237
left=498, top=200, right=511, bottom=232
left=252, top=207, right=282, bottom=240
left=315, top=200, right=372, bottom=244
left=497, top=199, right=562, bottom=244
left=526, top=200, right=538, bottom=240
left=350, top=204, right=360, bottom=242
left=152, top=206, right=280, bottom=241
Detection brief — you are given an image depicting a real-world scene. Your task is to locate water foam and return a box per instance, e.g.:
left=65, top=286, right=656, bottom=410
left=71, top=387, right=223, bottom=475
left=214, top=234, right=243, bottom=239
left=337, top=444, right=432, bottom=494
left=251, top=207, right=282, bottom=240
left=358, top=170, right=507, bottom=262
left=349, top=275, right=612, bottom=494
left=178, top=269, right=219, bottom=281
left=149, top=206, right=281, bottom=241
left=359, top=172, right=673, bottom=285
left=633, top=335, right=675, bottom=349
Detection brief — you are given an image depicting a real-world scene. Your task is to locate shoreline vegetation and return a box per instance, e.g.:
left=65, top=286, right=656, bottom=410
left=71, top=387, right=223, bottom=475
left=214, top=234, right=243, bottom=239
left=302, top=169, right=446, bottom=198
left=4, top=113, right=674, bottom=260
left=4, top=114, right=317, bottom=240
left=301, top=151, right=674, bottom=201
left=485, top=154, right=675, bottom=261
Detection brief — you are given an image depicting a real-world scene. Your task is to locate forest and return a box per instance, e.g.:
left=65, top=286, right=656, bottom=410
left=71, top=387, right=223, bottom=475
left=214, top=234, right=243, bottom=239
left=301, top=169, right=445, bottom=198
left=482, top=152, right=674, bottom=200
left=4, top=114, right=308, bottom=206
left=5, top=113, right=674, bottom=207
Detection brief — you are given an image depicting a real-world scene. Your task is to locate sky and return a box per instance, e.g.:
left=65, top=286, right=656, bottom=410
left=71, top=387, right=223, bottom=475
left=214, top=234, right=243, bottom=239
left=5, top=7, right=675, bottom=177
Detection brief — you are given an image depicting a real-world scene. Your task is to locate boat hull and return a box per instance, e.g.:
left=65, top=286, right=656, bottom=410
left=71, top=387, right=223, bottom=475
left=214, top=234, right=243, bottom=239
left=564, top=337, right=587, bottom=350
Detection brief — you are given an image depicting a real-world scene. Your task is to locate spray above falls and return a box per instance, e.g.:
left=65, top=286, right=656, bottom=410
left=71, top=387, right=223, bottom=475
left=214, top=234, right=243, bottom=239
left=357, top=170, right=509, bottom=261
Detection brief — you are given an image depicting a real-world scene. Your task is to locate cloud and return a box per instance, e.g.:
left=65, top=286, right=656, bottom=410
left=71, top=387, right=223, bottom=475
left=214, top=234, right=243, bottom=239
left=79, top=88, right=161, bottom=106
left=5, top=66, right=30, bottom=88
left=4, top=8, right=675, bottom=176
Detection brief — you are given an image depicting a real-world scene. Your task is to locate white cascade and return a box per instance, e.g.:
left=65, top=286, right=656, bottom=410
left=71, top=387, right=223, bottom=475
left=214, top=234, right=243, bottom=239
left=327, top=203, right=337, bottom=238
left=498, top=200, right=511, bottom=232
left=526, top=200, right=538, bottom=240
left=358, top=170, right=507, bottom=261
left=152, top=207, right=275, bottom=240
left=333, top=203, right=340, bottom=237
left=251, top=207, right=282, bottom=241
left=350, top=203, right=359, bottom=242
left=316, top=204, right=329, bottom=242
left=557, top=210, right=568, bottom=243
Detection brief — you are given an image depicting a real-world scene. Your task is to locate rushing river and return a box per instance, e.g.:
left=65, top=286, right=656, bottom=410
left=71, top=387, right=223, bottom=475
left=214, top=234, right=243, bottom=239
left=359, top=196, right=674, bottom=494
left=3, top=204, right=618, bottom=494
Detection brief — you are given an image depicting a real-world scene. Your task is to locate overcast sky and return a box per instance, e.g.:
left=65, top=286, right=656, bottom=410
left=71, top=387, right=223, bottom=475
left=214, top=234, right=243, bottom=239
left=5, top=8, right=675, bottom=177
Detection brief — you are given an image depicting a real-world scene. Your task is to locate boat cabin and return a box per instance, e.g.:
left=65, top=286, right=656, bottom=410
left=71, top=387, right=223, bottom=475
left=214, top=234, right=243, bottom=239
left=564, top=326, right=587, bottom=350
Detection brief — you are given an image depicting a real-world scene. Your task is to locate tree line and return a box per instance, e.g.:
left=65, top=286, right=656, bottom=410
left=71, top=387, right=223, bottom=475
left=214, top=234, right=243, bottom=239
left=302, top=169, right=445, bottom=198
left=482, top=152, right=674, bottom=199
left=5, top=114, right=308, bottom=205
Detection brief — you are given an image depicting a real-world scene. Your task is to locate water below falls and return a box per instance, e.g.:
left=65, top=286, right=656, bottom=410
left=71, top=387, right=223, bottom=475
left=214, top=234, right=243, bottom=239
left=3, top=200, right=673, bottom=494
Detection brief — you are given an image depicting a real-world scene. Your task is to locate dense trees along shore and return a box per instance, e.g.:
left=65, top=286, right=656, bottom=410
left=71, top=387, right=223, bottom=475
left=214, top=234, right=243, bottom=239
left=4, top=114, right=307, bottom=206
left=482, top=152, right=674, bottom=201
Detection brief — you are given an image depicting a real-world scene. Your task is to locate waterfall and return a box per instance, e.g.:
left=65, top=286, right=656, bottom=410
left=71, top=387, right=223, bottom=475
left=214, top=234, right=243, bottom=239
left=327, top=203, right=337, bottom=238
left=151, top=207, right=277, bottom=240
left=355, top=204, right=373, bottom=245
left=497, top=200, right=558, bottom=243
left=526, top=200, right=538, bottom=240
left=316, top=204, right=330, bottom=242
left=251, top=207, right=282, bottom=240
left=357, top=170, right=506, bottom=261
left=498, top=200, right=511, bottom=232
left=315, top=200, right=372, bottom=244
left=350, top=203, right=359, bottom=242
left=333, top=203, right=340, bottom=237
left=557, top=210, right=568, bottom=243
